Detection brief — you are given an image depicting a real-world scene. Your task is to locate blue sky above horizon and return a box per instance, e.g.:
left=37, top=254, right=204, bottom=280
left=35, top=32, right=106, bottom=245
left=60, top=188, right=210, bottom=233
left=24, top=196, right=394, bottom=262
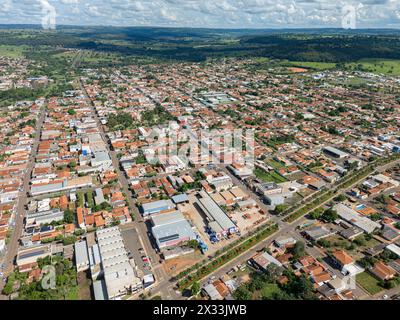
left=0, top=0, right=400, bottom=29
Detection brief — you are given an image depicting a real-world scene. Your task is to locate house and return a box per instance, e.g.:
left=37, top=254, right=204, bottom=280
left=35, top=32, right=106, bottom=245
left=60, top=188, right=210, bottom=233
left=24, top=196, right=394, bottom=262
left=251, top=251, right=283, bottom=271
left=202, top=283, right=223, bottom=300
left=77, top=207, right=85, bottom=229
left=386, top=244, right=400, bottom=258
left=16, top=244, right=52, bottom=266
left=370, top=261, right=397, bottom=281
left=331, top=250, right=355, bottom=274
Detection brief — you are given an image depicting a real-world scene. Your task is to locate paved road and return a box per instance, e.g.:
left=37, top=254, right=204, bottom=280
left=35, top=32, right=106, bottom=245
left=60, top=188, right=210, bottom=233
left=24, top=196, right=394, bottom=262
left=0, top=105, right=46, bottom=298
left=78, top=79, right=170, bottom=291
left=191, top=158, right=400, bottom=294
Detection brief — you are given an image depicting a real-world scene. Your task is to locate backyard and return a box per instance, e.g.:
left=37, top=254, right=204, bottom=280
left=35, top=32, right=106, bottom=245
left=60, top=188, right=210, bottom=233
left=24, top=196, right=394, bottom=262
left=356, top=272, right=383, bottom=296
left=254, top=168, right=287, bottom=183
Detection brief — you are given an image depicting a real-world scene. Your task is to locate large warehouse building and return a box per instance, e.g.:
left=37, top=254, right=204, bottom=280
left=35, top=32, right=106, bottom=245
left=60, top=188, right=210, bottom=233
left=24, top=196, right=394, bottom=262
left=151, top=210, right=196, bottom=249
left=196, top=191, right=238, bottom=237
left=93, top=227, right=142, bottom=300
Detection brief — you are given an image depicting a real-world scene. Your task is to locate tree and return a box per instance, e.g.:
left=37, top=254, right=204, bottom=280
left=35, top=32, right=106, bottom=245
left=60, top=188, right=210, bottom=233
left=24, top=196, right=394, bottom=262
left=334, top=194, right=347, bottom=202
left=63, top=209, right=75, bottom=224
left=233, top=285, right=252, bottom=300
left=63, top=235, right=77, bottom=245
left=292, top=241, right=306, bottom=260
left=273, top=204, right=287, bottom=215
left=187, top=240, right=199, bottom=249
left=321, top=209, right=338, bottom=223
left=247, top=273, right=267, bottom=292
left=309, top=209, right=321, bottom=220
left=67, top=109, right=76, bottom=115
left=283, top=272, right=316, bottom=300
left=190, top=281, right=200, bottom=296
left=68, top=161, right=77, bottom=169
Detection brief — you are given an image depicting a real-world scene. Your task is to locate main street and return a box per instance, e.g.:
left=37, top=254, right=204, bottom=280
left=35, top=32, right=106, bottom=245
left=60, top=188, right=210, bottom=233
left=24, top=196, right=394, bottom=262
left=77, top=79, right=171, bottom=293
left=0, top=105, right=46, bottom=298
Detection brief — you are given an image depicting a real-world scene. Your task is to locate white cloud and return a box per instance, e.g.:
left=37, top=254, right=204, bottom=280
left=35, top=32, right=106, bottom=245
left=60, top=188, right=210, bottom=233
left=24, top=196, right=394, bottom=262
left=0, top=0, right=399, bottom=28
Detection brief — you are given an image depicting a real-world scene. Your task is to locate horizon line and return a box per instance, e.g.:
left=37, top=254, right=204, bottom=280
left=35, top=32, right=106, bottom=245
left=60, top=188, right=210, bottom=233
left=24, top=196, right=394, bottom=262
left=0, top=23, right=399, bottom=31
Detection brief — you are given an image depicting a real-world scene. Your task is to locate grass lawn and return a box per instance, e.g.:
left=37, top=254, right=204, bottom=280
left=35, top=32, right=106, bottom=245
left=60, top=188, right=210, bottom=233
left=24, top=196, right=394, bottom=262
left=66, top=286, right=79, bottom=300
left=356, top=272, right=383, bottom=295
left=259, top=283, right=282, bottom=299
left=265, top=158, right=285, bottom=170
left=254, top=168, right=287, bottom=183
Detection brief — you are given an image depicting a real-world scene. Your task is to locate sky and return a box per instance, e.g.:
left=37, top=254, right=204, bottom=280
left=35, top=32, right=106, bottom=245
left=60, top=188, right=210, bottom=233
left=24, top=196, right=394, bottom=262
left=0, top=0, right=400, bottom=29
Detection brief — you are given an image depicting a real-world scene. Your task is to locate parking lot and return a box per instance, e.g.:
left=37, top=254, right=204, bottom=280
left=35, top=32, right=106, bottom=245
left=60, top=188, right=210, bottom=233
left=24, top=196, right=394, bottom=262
left=120, top=224, right=153, bottom=276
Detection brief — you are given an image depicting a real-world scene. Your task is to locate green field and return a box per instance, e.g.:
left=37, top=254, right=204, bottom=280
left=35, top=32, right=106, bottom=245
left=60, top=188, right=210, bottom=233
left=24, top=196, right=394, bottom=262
left=254, top=168, right=287, bottom=183
left=345, top=59, right=400, bottom=76
left=356, top=272, right=383, bottom=295
left=0, top=45, right=26, bottom=58
left=284, top=61, right=336, bottom=71
left=281, top=59, right=400, bottom=76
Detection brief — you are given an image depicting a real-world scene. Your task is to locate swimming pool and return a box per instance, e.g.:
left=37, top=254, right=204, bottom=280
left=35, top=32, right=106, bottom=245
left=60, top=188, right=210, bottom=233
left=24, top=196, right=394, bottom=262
left=356, top=204, right=366, bottom=210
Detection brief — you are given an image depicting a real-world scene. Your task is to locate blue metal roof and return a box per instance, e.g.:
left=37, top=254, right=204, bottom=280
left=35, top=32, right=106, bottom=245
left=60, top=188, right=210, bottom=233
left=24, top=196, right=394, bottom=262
left=171, top=193, right=189, bottom=204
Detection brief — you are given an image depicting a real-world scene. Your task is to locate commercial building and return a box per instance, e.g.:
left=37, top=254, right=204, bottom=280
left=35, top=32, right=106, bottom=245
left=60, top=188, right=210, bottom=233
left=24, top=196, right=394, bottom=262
left=323, top=146, right=349, bottom=159
left=334, top=203, right=380, bottom=234
left=25, top=208, right=64, bottom=227
left=94, top=188, right=105, bottom=206
left=141, top=199, right=175, bottom=217
left=75, top=240, right=90, bottom=272
left=151, top=210, right=196, bottom=249
left=95, top=227, right=142, bottom=300
left=171, top=193, right=189, bottom=205
left=30, top=176, right=93, bottom=196
left=304, top=226, right=335, bottom=241
left=91, top=151, right=113, bottom=171
left=196, top=191, right=238, bottom=237
left=207, top=175, right=233, bottom=192
left=16, top=244, right=52, bottom=267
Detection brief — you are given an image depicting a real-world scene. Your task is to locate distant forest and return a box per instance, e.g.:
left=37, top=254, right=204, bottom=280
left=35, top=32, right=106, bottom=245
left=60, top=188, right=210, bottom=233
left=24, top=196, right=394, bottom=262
left=1, top=25, right=400, bottom=62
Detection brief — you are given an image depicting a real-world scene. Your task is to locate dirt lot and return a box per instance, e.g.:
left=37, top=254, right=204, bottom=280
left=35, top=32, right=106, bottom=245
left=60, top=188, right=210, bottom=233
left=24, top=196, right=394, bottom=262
left=77, top=271, right=93, bottom=300
left=162, top=251, right=204, bottom=276
left=288, top=67, right=308, bottom=73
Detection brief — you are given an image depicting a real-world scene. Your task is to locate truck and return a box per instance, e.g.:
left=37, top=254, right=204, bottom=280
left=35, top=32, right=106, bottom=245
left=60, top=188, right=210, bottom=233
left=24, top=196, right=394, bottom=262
left=198, top=241, right=208, bottom=254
